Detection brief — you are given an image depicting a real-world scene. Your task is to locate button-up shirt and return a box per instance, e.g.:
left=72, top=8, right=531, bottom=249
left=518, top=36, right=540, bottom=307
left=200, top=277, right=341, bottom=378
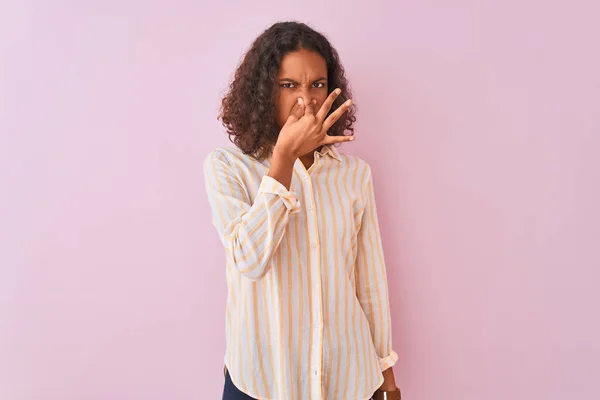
left=203, top=144, right=398, bottom=400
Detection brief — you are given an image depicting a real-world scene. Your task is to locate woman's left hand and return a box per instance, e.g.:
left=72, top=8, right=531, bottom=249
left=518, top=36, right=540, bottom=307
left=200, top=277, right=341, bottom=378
left=379, top=367, right=399, bottom=391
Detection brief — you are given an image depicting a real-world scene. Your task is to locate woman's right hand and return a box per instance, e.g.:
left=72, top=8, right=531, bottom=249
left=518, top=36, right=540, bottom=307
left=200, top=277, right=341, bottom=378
left=274, top=88, right=355, bottom=160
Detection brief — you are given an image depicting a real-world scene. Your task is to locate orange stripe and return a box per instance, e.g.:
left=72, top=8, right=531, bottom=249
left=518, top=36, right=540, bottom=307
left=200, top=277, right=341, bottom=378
left=252, top=282, right=270, bottom=396
left=293, top=174, right=304, bottom=399
left=287, top=228, right=295, bottom=400
left=275, top=248, right=285, bottom=398
left=217, top=160, right=245, bottom=389
left=322, top=157, right=337, bottom=396
left=329, top=155, right=346, bottom=397
left=340, top=156, right=354, bottom=399
left=367, top=180, right=386, bottom=356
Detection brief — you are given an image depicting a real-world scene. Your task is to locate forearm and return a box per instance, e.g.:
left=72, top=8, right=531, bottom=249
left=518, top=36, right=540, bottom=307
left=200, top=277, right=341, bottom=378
left=268, top=147, right=296, bottom=189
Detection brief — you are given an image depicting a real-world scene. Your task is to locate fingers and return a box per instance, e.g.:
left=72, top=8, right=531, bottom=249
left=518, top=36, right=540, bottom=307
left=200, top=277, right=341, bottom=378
left=316, top=88, right=342, bottom=121
left=304, top=98, right=316, bottom=117
left=322, top=99, right=353, bottom=132
left=284, top=97, right=306, bottom=126
left=321, top=134, right=355, bottom=145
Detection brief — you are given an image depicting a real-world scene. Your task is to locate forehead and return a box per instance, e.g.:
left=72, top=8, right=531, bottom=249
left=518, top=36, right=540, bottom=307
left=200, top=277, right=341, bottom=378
left=277, top=49, right=327, bottom=79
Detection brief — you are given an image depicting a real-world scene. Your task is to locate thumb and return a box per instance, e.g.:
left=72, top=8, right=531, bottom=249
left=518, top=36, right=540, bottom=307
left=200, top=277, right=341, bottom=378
left=284, top=97, right=305, bottom=126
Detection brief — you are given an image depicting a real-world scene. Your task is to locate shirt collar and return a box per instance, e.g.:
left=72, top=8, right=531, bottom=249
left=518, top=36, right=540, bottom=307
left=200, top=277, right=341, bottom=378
left=266, top=144, right=343, bottom=162
left=317, top=144, right=342, bottom=162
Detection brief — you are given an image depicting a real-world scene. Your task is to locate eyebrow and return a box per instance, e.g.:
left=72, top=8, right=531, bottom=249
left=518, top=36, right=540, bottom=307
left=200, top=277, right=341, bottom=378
left=278, top=77, right=328, bottom=83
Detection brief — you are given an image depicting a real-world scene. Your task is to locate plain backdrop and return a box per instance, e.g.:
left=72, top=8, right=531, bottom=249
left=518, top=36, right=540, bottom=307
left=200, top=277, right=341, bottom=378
left=1, top=1, right=599, bottom=399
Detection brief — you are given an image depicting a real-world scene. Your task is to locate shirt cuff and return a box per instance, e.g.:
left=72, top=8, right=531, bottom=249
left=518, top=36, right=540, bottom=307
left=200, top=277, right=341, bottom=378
left=379, top=350, right=398, bottom=371
left=257, top=175, right=301, bottom=214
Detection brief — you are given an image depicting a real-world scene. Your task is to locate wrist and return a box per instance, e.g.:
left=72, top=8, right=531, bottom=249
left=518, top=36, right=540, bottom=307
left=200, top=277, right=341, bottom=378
left=378, top=383, right=398, bottom=391
left=272, top=144, right=297, bottom=165
left=267, top=145, right=296, bottom=190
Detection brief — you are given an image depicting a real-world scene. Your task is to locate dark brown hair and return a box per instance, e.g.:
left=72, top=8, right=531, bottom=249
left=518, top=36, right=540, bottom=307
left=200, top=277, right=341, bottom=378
left=218, top=21, right=356, bottom=161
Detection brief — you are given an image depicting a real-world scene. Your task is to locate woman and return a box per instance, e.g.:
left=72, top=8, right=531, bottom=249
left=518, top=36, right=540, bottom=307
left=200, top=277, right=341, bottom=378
left=204, top=21, right=401, bottom=400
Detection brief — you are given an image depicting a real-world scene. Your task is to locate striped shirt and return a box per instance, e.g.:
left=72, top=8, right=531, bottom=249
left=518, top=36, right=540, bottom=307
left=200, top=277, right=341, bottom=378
left=203, top=144, right=398, bottom=400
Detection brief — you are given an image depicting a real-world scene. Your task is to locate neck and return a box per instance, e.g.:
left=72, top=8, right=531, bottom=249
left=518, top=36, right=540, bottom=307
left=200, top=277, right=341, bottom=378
left=300, top=145, right=324, bottom=169
left=299, top=152, right=315, bottom=169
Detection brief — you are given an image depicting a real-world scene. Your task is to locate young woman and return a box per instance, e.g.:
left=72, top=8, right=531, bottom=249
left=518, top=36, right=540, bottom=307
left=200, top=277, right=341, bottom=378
left=204, top=21, right=401, bottom=400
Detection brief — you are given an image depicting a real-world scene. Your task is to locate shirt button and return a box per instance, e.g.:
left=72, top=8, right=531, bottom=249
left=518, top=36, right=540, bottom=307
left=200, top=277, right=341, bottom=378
left=314, top=370, right=318, bottom=376
left=311, top=243, right=317, bottom=249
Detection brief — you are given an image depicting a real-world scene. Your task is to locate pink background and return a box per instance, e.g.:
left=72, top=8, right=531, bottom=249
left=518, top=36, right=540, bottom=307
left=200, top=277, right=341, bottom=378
left=2, top=1, right=599, bottom=399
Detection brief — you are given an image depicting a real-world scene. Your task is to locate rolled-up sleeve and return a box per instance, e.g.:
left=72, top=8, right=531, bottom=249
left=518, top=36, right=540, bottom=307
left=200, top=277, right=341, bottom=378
left=203, top=149, right=300, bottom=281
left=355, top=165, right=398, bottom=371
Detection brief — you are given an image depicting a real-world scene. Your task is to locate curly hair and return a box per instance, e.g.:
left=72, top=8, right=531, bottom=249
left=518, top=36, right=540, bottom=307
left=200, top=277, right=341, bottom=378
left=218, top=21, right=356, bottom=161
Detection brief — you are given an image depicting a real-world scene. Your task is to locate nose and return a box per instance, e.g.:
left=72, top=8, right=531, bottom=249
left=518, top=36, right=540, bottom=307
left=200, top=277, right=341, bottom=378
left=298, top=87, right=314, bottom=108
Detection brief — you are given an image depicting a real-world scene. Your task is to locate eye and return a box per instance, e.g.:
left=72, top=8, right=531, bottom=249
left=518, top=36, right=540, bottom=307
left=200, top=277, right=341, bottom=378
left=280, top=83, right=295, bottom=88
left=312, top=82, right=326, bottom=88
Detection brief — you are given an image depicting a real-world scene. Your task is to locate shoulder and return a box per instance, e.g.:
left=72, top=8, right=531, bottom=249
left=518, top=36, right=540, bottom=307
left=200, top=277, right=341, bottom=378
left=338, top=151, right=373, bottom=179
left=204, top=146, right=246, bottom=163
left=203, top=146, right=254, bottom=170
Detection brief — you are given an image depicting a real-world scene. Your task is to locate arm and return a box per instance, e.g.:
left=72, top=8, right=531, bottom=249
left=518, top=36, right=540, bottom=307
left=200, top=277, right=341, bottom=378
left=203, top=149, right=299, bottom=281
left=355, top=166, right=399, bottom=389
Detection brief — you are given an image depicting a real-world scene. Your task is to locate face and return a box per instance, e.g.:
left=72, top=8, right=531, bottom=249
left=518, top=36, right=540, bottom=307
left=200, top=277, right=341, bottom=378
left=274, top=49, right=328, bottom=128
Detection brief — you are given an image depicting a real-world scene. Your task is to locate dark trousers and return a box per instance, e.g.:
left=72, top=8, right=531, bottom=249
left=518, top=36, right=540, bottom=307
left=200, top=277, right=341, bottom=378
left=222, top=368, right=376, bottom=400
left=222, top=369, right=257, bottom=400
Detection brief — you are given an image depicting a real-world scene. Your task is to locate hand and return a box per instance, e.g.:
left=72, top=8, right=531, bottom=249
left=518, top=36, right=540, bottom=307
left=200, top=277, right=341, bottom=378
left=274, top=88, right=354, bottom=160
left=374, top=367, right=401, bottom=400
left=379, top=367, right=399, bottom=391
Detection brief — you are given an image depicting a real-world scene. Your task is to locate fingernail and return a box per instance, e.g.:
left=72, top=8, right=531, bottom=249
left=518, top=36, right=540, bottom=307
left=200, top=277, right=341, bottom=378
left=298, top=98, right=303, bottom=105
left=346, top=100, right=353, bottom=106
left=335, top=88, right=341, bottom=95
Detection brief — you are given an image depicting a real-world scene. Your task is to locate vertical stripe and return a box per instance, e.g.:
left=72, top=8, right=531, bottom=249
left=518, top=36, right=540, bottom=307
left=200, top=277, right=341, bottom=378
left=339, top=156, right=354, bottom=400
left=322, top=157, right=338, bottom=397
left=248, top=161, right=277, bottom=397
left=352, top=157, right=367, bottom=399
left=273, top=242, right=284, bottom=398
left=252, top=283, right=270, bottom=396
left=235, top=274, right=245, bottom=390
left=328, top=155, right=344, bottom=398
left=366, top=179, right=386, bottom=356
left=287, top=213, right=296, bottom=400
left=245, top=285, right=259, bottom=394
left=312, top=158, right=328, bottom=399
left=358, top=166, right=378, bottom=395
left=293, top=173, right=304, bottom=399
left=218, top=161, right=246, bottom=390
left=300, top=160, right=316, bottom=397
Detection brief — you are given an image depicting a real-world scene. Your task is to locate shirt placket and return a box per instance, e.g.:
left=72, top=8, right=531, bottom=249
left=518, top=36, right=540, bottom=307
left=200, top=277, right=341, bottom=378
left=295, top=159, right=324, bottom=400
